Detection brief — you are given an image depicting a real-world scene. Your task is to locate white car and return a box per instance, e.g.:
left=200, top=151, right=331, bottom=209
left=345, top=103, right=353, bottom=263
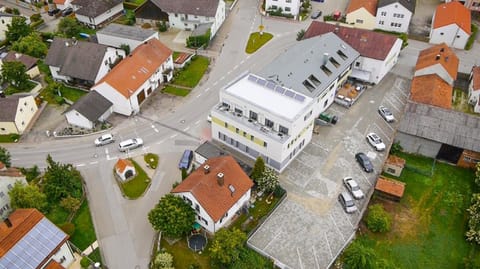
left=118, top=138, right=143, bottom=152
left=378, top=105, right=395, bottom=123
left=366, top=132, right=386, bottom=151
left=343, top=177, right=365, bottom=199
left=94, top=133, right=114, bottom=146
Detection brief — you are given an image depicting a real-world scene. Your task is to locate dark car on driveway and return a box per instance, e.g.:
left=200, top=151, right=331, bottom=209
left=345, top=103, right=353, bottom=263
left=355, top=152, right=373, bottom=173
left=178, top=150, right=193, bottom=170
left=48, top=8, right=60, bottom=16
left=61, top=7, right=73, bottom=17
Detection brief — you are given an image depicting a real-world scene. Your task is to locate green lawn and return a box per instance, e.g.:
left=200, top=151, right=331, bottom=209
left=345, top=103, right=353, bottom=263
left=88, top=248, right=103, bottom=264
left=45, top=204, right=70, bottom=226
left=163, top=86, right=190, bottom=97
left=119, top=160, right=151, bottom=199
left=353, top=152, right=480, bottom=268
left=144, top=153, right=159, bottom=169
left=161, top=238, right=212, bottom=269
left=61, top=86, right=87, bottom=102
left=172, top=56, right=210, bottom=88
left=231, top=194, right=282, bottom=235
left=70, top=201, right=97, bottom=250
left=0, top=134, right=20, bottom=143
left=245, top=32, right=273, bottom=54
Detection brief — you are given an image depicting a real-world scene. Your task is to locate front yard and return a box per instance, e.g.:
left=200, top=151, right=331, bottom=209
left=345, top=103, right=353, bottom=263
left=345, top=152, right=480, bottom=268
left=171, top=55, right=210, bottom=88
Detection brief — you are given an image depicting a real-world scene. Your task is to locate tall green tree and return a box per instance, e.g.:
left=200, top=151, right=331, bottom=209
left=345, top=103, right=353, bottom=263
left=11, top=33, right=48, bottom=58
left=250, top=157, right=265, bottom=183
left=57, top=17, right=82, bottom=37
left=148, top=194, right=195, bottom=238
left=60, top=195, right=81, bottom=214
left=9, top=182, right=47, bottom=212
left=43, top=155, right=83, bottom=202
left=6, top=17, right=31, bottom=43
left=1, top=61, right=30, bottom=90
left=209, top=228, right=247, bottom=265
left=343, top=241, right=377, bottom=269
left=0, top=146, right=11, bottom=167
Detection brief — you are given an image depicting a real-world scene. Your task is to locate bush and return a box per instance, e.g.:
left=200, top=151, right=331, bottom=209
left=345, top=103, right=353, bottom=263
left=297, top=29, right=305, bottom=41
left=366, top=204, right=391, bottom=233
left=30, top=19, right=45, bottom=30
left=142, top=22, right=152, bottom=29
left=80, top=257, right=90, bottom=268
left=389, top=141, right=403, bottom=155
left=157, top=21, right=168, bottom=32
left=465, top=24, right=478, bottom=50
left=30, top=13, right=42, bottom=22
left=60, top=222, right=76, bottom=236
left=273, top=184, right=286, bottom=198
left=55, top=95, right=65, bottom=105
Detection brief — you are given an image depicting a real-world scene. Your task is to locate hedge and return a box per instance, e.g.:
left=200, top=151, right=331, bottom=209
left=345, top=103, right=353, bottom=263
left=465, top=24, right=478, bottom=50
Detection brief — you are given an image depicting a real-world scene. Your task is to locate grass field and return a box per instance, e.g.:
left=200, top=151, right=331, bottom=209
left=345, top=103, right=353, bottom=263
left=119, top=160, right=150, bottom=199
left=70, top=201, right=97, bottom=250
left=61, top=86, right=87, bottom=102
left=163, top=86, right=190, bottom=97
left=172, top=56, right=210, bottom=88
left=245, top=32, right=273, bottom=54
left=354, top=152, right=480, bottom=268
left=161, top=238, right=212, bottom=269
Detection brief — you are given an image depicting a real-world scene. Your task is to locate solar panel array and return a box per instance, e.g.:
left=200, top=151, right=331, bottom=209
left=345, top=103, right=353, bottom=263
left=248, top=74, right=306, bottom=102
left=0, top=218, right=67, bottom=269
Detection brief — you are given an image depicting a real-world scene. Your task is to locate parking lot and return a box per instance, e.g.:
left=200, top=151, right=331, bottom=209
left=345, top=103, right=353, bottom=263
left=248, top=72, right=411, bottom=269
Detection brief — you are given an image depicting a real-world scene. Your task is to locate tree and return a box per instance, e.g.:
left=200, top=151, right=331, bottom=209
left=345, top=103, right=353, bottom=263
left=11, top=32, right=48, bottom=58
left=366, top=204, right=392, bottom=233
left=209, top=228, right=247, bottom=265
left=342, top=241, right=377, bottom=269
left=120, top=44, right=130, bottom=55
left=43, top=155, right=83, bottom=202
left=60, top=195, right=81, bottom=214
left=20, top=165, right=40, bottom=182
left=9, top=182, right=47, bottom=212
left=6, top=17, right=31, bottom=43
left=296, top=29, right=305, bottom=41
left=256, top=167, right=279, bottom=193
left=0, top=146, right=11, bottom=167
left=466, top=193, right=480, bottom=244
left=1, top=61, right=30, bottom=90
left=57, top=17, right=82, bottom=37
left=389, top=141, right=403, bottom=155
left=152, top=252, right=174, bottom=269
left=148, top=194, right=195, bottom=238
left=230, top=247, right=272, bottom=269
left=475, top=162, right=480, bottom=187
left=250, top=157, right=265, bottom=183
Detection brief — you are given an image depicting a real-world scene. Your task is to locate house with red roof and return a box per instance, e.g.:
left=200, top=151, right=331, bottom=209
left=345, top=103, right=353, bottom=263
left=171, top=156, right=254, bottom=233
left=346, top=0, right=378, bottom=30
left=115, top=159, right=136, bottom=181
left=53, top=0, right=72, bottom=10
left=429, top=1, right=471, bottom=49
left=304, top=21, right=402, bottom=84
left=0, top=209, right=76, bottom=269
left=375, top=0, right=416, bottom=33
left=92, top=38, right=174, bottom=116
left=468, top=66, right=480, bottom=113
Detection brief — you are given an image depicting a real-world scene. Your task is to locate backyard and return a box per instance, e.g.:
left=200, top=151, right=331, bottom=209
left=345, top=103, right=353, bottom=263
left=349, top=152, right=480, bottom=268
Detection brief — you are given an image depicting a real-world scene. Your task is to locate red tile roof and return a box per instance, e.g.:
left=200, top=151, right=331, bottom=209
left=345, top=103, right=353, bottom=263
left=375, top=177, right=405, bottom=198
left=410, top=74, right=453, bottom=109
left=95, top=38, right=172, bottom=98
left=0, top=167, right=24, bottom=177
left=0, top=209, right=44, bottom=256
left=346, top=0, right=378, bottom=16
left=415, top=43, right=459, bottom=81
left=385, top=155, right=406, bottom=167
left=472, top=66, right=480, bottom=91
left=171, top=156, right=254, bottom=222
left=115, top=158, right=133, bottom=173
left=433, top=1, right=471, bottom=35
left=304, top=21, right=398, bottom=60
left=44, top=260, right=66, bottom=269
left=174, top=52, right=192, bottom=64
left=53, top=0, right=66, bottom=4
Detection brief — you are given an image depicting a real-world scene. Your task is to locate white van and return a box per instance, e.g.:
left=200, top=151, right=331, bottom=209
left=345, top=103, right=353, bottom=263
left=118, top=138, right=143, bottom=152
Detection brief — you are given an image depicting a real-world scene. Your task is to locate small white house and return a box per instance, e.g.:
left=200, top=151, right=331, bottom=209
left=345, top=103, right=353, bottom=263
left=96, top=23, right=159, bottom=51
left=92, top=38, right=174, bottom=116
left=375, top=0, right=416, bottom=33
left=71, top=0, right=124, bottom=29
left=346, top=0, right=378, bottom=30
left=0, top=163, right=27, bottom=220
left=469, top=66, right=480, bottom=113
left=64, top=91, right=113, bottom=129
left=171, top=156, right=254, bottom=234
left=115, top=159, right=136, bottom=181
left=53, top=0, right=73, bottom=10
left=265, top=0, right=302, bottom=18
left=0, top=95, right=38, bottom=135
left=0, top=13, right=16, bottom=41
left=429, top=1, right=471, bottom=50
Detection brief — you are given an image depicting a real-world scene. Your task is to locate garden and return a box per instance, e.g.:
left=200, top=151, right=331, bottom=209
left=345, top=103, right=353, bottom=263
left=162, top=55, right=211, bottom=97
left=339, top=152, right=480, bottom=269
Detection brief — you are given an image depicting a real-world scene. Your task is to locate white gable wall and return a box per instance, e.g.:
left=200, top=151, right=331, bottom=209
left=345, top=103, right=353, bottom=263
left=14, top=96, right=38, bottom=134
left=75, top=2, right=124, bottom=28
left=65, top=109, right=93, bottom=129
left=0, top=16, right=13, bottom=41
left=265, top=0, right=302, bottom=17
left=94, top=47, right=126, bottom=83
left=93, top=84, right=133, bottom=116
left=414, top=63, right=454, bottom=85
left=375, top=3, right=412, bottom=33
left=429, top=24, right=470, bottom=50
left=48, top=242, right=76, bottom=268
left=346, top=8, right=376, bottom=30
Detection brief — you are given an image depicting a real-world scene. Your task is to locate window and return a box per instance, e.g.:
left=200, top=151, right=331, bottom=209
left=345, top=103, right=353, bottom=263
left=7, top=184, right=13, bottom=190
left=0, top=128, right=5, bottom=131
left=236, top=128, right=239, bottom=134
left=379, top=20, right=384, bottom=25
left=21, top=121, right=25, bottom=126
left=381, top=11, right=386, bottom=16
left=251, top=135, right=254, bottom=141
left=0, top=192, right=4, bottom=198
left=336, top=50, right=348, bottom=60
left=175, top=13, right=178, bottom=17
left=265, top=118, right=274, bottom=128
left=271, top=5, right=278, bottom=9
left=224, top=122, right=228, bottom=128
left=387, top=167, right=396, bottom=173
left=235, top=108, right=243, bottom=115
left=356, top=19, right=363, bottom=24
left=323, top=99, right=328, bottom=108
left=249, top=111, right=258, bottom=121
left=279, top=125, right=289, bottom=135
left=285, top=7, right=291, bottom=12
left=264, top=141, right=267, bottom=147
left=456, top=35, right=461, bottom=38
left=355, top=62, right=360, bottom=67
left=440, top=32, right=444, bottom=35
left=195, top=204, right=200, bottom=212
left=19, top=108, right=23, bottom=112
left=243, top=131, right=247, bottom=137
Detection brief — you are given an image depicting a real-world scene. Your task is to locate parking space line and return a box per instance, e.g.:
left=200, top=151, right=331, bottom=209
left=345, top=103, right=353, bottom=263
left=361, top=173, right=373, bottom=187
left=195, top=120, right=201, bottom=125
left=233, top=64, right=239, bottom=70
left=323, top=232, right=334, bottom=259
left=76, top=163, right=85, bottom=167
left=156, top=138, right=166, bottom=145
left=170, top=134, right=177, bottom=139
left=89, top=161, right=98, bottom=165
left=196, top=93, right=202, bottom=98
left=329, top=214, right=346, bottom=241
left=373, top=122, right=391, bottom=139
left=213, top=81, right=218, bottom=86
left=204, top=87, right=210, bottom=92
left=296, top=248, right=305, bottom=269
left=220, top=76, right=225, bottom=81
left=312, top=246, right=320, bottom=268
left=183, top=127, right=190, bottom=132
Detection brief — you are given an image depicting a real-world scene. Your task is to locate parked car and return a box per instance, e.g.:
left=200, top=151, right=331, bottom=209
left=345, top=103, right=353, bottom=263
left=343, top=177, right=365, bottom=199
left=378, top=105, right=395, bottom=123
left=355, top=152, right=373, bottom=173
left=94, top=133, right=115, bottom=146
left=118, top=138, right=143, bottom=152
left=207, top=114, right=212, bottom=123
left=338, top=192, right=357, bottom=213
left=61, top=7, right=73, bottom=17
left=366, top=132, right=386, bottom=151
left=178, top=150, right=193, bottom=170
left=48, top=8, right=60, bottom=16
left=311, top=10, right=322, bottom=19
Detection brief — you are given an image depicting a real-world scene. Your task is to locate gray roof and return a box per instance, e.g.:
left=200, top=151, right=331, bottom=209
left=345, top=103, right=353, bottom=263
left=258, top=32, right=360, bottom=98
left=398, top=101, right=480, bottom=152
left=97, top=23, right=157, bottom=41
left=72, top=0, right=123, bottom=18
left=67, top=91, right=113, bottom=122
left=378, top=0, right=416, bottom=14
left=45, top=37, right=109, bottom=82
left=0, top=96, right=20, bottom=122
left=150, top=0, right=220, bottom=17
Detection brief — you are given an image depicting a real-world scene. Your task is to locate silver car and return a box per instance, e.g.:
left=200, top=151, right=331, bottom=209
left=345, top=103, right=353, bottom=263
left=94, top=133, right=114, bottom=146
left=378, top=105, right=395, bottom=123
left=338, top=192, right=357, bottom=214
left=366, top=132, right=386, bottom=151
left=343, top=177, right=365, bottom=199
left=118, top=138, right=143, bottom=152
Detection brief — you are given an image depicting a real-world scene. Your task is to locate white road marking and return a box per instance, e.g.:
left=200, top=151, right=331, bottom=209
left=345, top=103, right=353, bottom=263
left=76, top=163, right=86, bottom=167
left=156, top=139, right=166, bottom=144
left=183, top=127, right=190, bottom=131
left=170, top=134, right=177, bottom=139
left=329, top=214, right=347, bottom=241
left=195, top=120, right=201, bottom=125
left=220, top=76, right=225, bottom=81
left=233, top=64, right=239, bottom=70
left=89, top=161, right=98, bottom=165
left=240, top=60, right=245, bottom=64
left=213, top=81, right=218, bottom=86
left=196, top=93, right=202, bottom=98
left=107, top=155, right=118, bottom=161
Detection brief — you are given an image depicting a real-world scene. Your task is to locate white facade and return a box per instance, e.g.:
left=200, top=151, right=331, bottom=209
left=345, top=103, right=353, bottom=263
left=0, top=15, right=13, bottom=41
left=211, top=73, right=315, bottom=172
left=0, top=175, right=27, bottom=220
left=96, top=30, right=159, bottom=51
left=414, top=63, right=455, bottom=86
left=175, top=189, right=251, bottom=233
left=74, top=2, right=124, bottom=28
left=346, top=8, right=376, bottom=30
left=468, top=70, right=480, bottom=113
left=429, top=24, right=470, bottom=50
left=351, top=38, right=402, bottom=84
left=0, top=96, right=38, bottom=135
left=64, top=107, right=112, bottom=129
left=265, top=0, right=302, bottom=17
left=167, top=0, right=225, bottom=38
left=375, top=3, right=412, bottom=33
left=46, top=242, right=76, bottom=268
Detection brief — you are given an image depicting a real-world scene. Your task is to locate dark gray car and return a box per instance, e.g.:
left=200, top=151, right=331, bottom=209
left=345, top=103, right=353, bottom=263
left=355, top=152, right=374, bottom=173
left=311, top=10, right=322, bottom=19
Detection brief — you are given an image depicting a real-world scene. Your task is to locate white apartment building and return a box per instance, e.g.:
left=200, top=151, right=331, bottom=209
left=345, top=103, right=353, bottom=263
left=375, top=0, right=416, bottom=33
left=265, top=0, right=302, bottom=18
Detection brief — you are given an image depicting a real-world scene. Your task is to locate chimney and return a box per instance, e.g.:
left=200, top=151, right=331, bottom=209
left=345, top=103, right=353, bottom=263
left=217, top=172, right=224, bottom=186
left=5, top=218, right=12, bottom=228
left=203, top=164, right=210, bottom=174
left=435, top=54, right=441, bottom=61
left=323, top=53, right=329, bottom=65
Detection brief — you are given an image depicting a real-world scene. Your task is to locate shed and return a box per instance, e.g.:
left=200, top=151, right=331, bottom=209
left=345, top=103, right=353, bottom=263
left=383, top=155, right=406, bottom=177
left=375, top=176, right=406, bottom=202
left=115, top=159, right=136, bottom=181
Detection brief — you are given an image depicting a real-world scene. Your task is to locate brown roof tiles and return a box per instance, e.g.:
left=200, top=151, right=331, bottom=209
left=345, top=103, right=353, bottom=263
left=115, top=158, right=133, bottom=173
left=0, top=209, right=44, bottom=256
left=410, top=75, right=453, bottom=109
left=433, top=1, right=471, bottom=35
left=375, top=177, right=405, bottom=198
left=385, top=155, right=406, bottom=167
left=346, top=0, right=378, bottom=16
left=472, top=66, right=480, bottom=91
left=415, top=43, right=459, bottom=82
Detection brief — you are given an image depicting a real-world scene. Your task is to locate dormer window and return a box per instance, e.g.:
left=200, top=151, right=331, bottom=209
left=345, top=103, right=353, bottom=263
left=337, top=50, right=347, bottom=60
